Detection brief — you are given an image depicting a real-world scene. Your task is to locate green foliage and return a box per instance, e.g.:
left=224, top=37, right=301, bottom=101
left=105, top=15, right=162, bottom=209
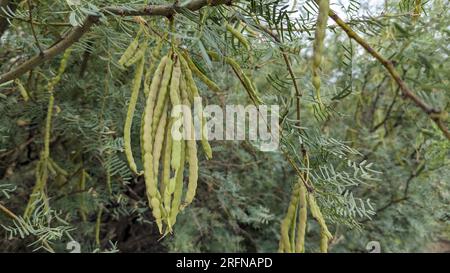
left=0, top=0, right=449, bottom=253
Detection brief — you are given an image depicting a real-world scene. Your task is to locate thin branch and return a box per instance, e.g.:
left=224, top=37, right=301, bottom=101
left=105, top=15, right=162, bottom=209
left=0, top=0, right=232, bottom=84
left=27, top=0, right=43, bottom=55
left=0, top=202, right=19, bottom=220
left=329, top=9, right=450, bottom=140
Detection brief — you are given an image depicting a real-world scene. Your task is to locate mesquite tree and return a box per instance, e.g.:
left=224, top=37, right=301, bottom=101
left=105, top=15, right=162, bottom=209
left=0, top=0, right=448, bottom=252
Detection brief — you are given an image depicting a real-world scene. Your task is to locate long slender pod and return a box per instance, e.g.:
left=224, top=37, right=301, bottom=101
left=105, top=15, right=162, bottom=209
left=312, top=0, right=329, bottom=107
left=14, top=79, right=30, bottom=101
left=279, top=183, right=300, bottom=253
left=79, top=170, right=88, bottom=222
left=24, top=48, right=72, bottom=218
left=180, top=83, right=198, bottom=209
left=168, top=140, right=185, bottom=227
left=152, top=101, right=169, bottom=177
left=208, top=51, right=261, bottom=105
left=179, top=55, right=212, bottom=159
left=226, top=23, right=251, bottom=51
left=168, top=56, right=182, bottom=172
left=124, top=42, right=148, bottom=67
left=181, top=51, right=221, bottom=93
left=225, top=57, right=262, bottom=105
left=308, top=193, right=333, bottom=253
left=295, top=181, right=308, bottom=253
left=118, top=29, right=142, bottom=67
left=152, top=57, right=174, bottom=138
left=162, top=119, right=173, bottom=221
left=289, top=197, right=298, bottom=252
left=124, top=55, right=145, bottom=175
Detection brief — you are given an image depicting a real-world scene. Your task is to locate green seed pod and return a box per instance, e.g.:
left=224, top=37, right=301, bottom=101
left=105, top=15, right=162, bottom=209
left=118, top=28, right=143, bottom=67
left=48, top=158, right=69, bottom=177
left=124, top=56, right=145, bottom=175
left=279, top=183, right=300, bottom=253
left=179, top=55, right=213, bottom=160
left=14, top=79, right=29, bottom=102
left=278, top=239, right=284, bottom=253
left=169, top=56, right=182, bottom=108
left=226, top=56, right=262, bottom=105
left=143, top=150, right=163, bottom=233
left=152, top=57, right=174, bottom=138
left=289, top=198, right=298, bottom=252
left=169, top=140, right=186, bottom=227
left=43, top=95, right=54, bottom=159
left=162, top=118, right=173, bottom=188
left=124, top=42, right=148, bottom=67
left=181, top=51, right=221, bottom=93
left=48, top=48, right=72, bottom=93
left=312, top=0, right=329, bottom=107
left=47, top=157, right=57, bottom=176
left=180, top=84, right=198, bottom=208
left=152, top=101, right=169, bottom=177
left=24, top=48, right=72, bottom=218
left=226, top=23, right=251, bottom=51
left=295, top=181, right=307, bottom=253
left=150, top=196, right=163, bottom=231
left=308, top=193, right=333, bottom=253
left=208, top=51, right=262, bottom=105
left=79, top=170, right=87, bottom=222
left=169, top=56, right=183, bottom=172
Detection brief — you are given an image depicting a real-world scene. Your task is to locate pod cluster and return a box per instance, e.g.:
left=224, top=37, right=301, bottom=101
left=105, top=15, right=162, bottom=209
left=278, top=179, right=332, bottom=253
left=119, top=35, right=213, bottom=234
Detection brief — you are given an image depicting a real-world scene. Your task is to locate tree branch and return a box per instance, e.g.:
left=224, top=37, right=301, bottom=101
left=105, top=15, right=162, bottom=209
left=329, top=10, right=450, bottom=140
left=0, top=0, right=232, bottom=84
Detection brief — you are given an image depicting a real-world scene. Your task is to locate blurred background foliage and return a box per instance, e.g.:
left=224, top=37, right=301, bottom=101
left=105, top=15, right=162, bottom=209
left=0, top=0, right=448, bottom=252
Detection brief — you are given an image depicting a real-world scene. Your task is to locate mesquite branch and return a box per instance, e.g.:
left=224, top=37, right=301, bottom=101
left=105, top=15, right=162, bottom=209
left=329, top=9, right=450, bottom=140
left=0, top=0, right=232, bottom=84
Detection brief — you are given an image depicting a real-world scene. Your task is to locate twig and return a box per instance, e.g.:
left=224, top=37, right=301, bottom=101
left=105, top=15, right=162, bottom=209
left=329, top=9, right=450, bottom=140
left=27, top=0, right=43, bottom=55
left=0, top=202, right=19, bottom=220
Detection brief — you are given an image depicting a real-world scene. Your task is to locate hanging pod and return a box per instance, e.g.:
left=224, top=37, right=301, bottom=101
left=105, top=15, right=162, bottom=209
left=24, top=48, right=72, bottom=218
left=118, top=28, right=143, bottom=67
left=279, top=182, right=301, bottom=253
left=312, top=0, right=329, bottom=107
left=208, top=51, right=262, bottom=105
left=179, top=54, right=212, bottom=159
left=124, top=55, right=145, bottom=176
left=308, top=193, right=333, bottom=253
left=180, top=78, right=198, bottom=209
left=181, top=51, right=221, bottom=93
left=278, top=176, right=331, bottom=253
left=226, top=23, right=251, bottom=51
